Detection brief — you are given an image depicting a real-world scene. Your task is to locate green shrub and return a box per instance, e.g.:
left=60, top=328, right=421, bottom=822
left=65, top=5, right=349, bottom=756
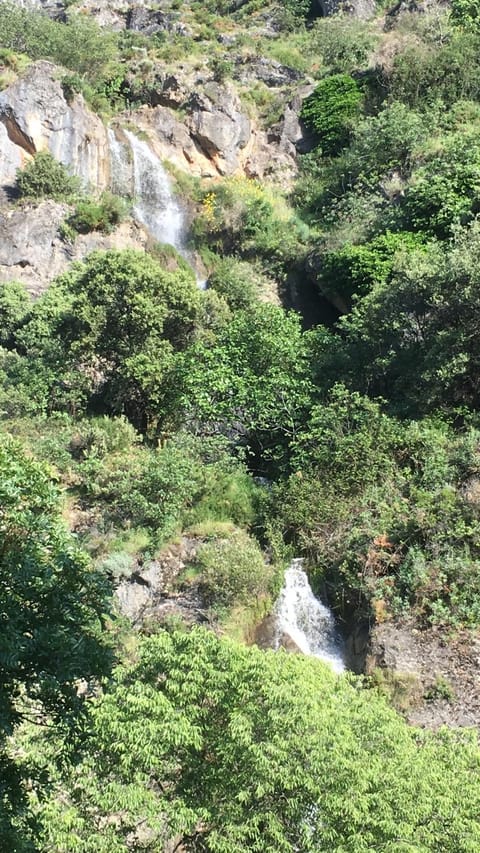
left=68, top=192, right=129, bottom=234
left=98, top=550, right=134, bottom=581
left=16, top=151, right=80, bottom=201
left=0, top=4, right=120, bottom=86
left=309, top=15, right=376, bottom=74
left=425, top=675, right=456, bottom=702
left=197, top=529, right=273, bottom=608
left=301, top=73, right=363, bottom=155
left=207, top=257, right=257, bottom=310
left=209, top=55, right=234, bottom=82
left=390, top=33, right=480, bottom=109
left=0, top=48, right=30, bottom=73
left=315, top=231, right=427, bottom=308
left=0, top=281, right=30, bottom=347
left=402, top=131, right=480, bottom=237
left=451, top=0, right=480, bottom=31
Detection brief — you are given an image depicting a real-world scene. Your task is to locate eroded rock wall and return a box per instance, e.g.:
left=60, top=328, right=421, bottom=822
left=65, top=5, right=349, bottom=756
left=0, top=61, right=110, bottom=195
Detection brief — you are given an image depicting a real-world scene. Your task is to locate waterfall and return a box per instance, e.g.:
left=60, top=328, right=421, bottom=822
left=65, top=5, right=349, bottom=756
left=108, top=127, right=206, bottom=285
left=123, top=129, right=185, bottom=251
left=274, top=559, right=345, bottom=673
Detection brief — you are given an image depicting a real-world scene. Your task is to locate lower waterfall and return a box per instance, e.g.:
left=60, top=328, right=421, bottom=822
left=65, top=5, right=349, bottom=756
left=274, top=559, right=345, bottom=673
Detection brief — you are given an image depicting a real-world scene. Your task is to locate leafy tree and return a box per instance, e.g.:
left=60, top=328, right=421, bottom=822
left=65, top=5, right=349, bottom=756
left=0, top=281, right=30, bottom=347
left=17, top=250, right=200, bottom=432
left=207, top=257, right=258, bottom=311
left=0, top=3, right=120, bottom=87
left=402, top=130, right=480, bottom=237
left=451, top=0, right=480, bottom=31
left=176, top=303, right=314, bottom=472
left=314, top=231, right=426, bottom=310
left=327, top=223, right=480, bottom=415
left=36, top=629, right=480, bottom=852
left=0, top=436, right=112, bottom=843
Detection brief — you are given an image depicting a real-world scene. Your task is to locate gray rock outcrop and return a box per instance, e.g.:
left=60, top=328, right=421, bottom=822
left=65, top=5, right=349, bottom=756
left=0, top=201, right=68, bottom=295
left=367, top=619, right=480, bottom=729
left=233, top=57, right=303, bottom=88
left=0, top=61, right=110, bottom=194
left=186, top=83, right=251, bottom=175
left=73, top=0, right=180, bottom=30
left=0, top=201, right=150, bottom=296
left=115, top=538, right=206, bottom=627
left=6, top=0, right=66, bottom=19
left=313, top=0, right=376, bottom=17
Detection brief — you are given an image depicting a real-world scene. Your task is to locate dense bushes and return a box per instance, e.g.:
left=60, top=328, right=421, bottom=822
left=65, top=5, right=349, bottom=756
left=197, top=529, right=273, bottom=608
left=16, top=151, right=80, bottom=201
left=67, top=191, right=129, bottom=235
left=34, top=629, right=480, bottom=852
left=301, top=74, right=363, bottom=155
left=1, top=3, right=120, bottom=89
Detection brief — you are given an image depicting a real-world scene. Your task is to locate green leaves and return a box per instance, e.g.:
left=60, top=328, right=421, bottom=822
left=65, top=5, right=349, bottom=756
left=177, top=303, right=314, bottom=471
left=40, top=628, right=480, bottom=852
left=0, top=435, right=114, bottom=843
left=301, top=74, right=363, bottom=156
left=16, top=152, right=81, bottom=202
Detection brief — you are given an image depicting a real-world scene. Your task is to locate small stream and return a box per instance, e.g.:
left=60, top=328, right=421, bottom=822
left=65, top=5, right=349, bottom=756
left=274, top=559, right=345, bottom=673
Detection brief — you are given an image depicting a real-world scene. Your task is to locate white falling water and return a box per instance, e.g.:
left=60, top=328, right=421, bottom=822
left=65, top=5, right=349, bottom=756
left=123, top=129, right=185, bottom=251
left=108, top=127, right=205, bottom=286
left=274, top=559, right=345, bottom=673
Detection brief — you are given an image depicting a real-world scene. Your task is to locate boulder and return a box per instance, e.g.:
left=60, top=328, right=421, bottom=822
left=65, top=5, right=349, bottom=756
left=74, top=0, right=178, bottom=30
left=126, top=6, right=175, bottom=35
left=313, top=0, right=376, bottom=16
left=0, top=201, right=69, bottom=296
left=151, top=73, right=190, bottom=109
left=0, top=62, right=110, bottom=193
left=6, top=0, right=67, bottom=20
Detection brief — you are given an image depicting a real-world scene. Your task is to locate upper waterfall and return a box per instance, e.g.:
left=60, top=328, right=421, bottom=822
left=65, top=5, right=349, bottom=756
left=108, top=127, right=205, bottom=283
left=274, top=558, right=345, bottom=673
left=123, top=129, right=185, bottom=251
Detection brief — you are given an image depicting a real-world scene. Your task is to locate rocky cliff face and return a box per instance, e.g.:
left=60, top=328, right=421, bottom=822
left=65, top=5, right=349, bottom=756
left=0, top=0, right=322, bottom=300
left=0, top=61, right=110, bottom=195
left=367, top=619, right=480, bottom=729
left=0, top=48, right=309, bottom=293
left=0, top=200, right=150, bottom=295
left=16, top=0, right=377, bottom=25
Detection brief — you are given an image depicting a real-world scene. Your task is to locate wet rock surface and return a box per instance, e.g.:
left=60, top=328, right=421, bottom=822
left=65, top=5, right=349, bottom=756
left=253, top=615, right=303, bottom=653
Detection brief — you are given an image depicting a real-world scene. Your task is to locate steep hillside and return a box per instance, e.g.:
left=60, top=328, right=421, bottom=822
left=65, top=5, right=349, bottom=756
left=0, top=0, right=480, bottom=850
